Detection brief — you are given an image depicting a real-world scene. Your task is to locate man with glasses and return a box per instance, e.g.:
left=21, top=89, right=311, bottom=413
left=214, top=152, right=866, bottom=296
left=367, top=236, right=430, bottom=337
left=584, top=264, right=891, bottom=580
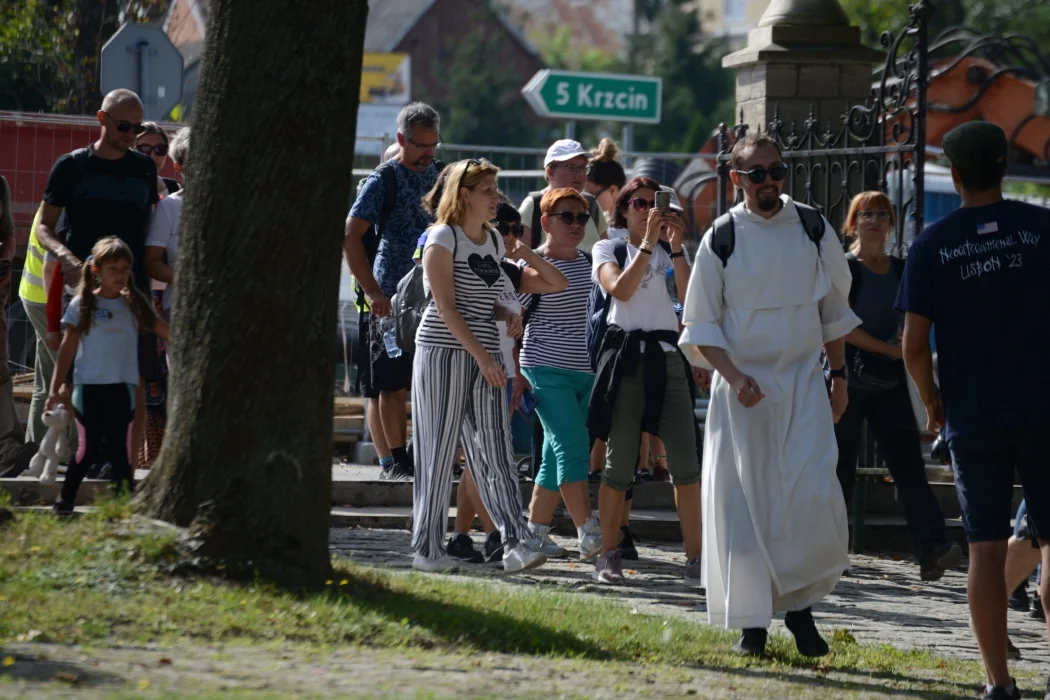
left=519, top=140, right=607, bottom=252
left=34, top=89, right=159, bottom=472
left=679, top=133, right=859, bottom=658
left=344, top=102, right=442, bottom=480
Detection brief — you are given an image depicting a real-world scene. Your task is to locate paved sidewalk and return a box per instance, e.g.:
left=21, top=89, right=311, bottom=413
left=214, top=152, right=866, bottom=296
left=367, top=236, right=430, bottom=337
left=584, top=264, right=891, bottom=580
left=331, top=527, right=1050, bottom=673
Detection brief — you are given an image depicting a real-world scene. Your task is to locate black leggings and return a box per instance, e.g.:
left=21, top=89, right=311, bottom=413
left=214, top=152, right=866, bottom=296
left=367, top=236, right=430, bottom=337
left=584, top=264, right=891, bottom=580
left=60, top=384, right=135, bottom=506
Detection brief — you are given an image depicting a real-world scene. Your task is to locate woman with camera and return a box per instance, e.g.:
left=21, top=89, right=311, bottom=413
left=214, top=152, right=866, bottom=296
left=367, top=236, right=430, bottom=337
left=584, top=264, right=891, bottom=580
left=588, top=176, right=702, bottom=584
left=835, top=191, right=961, bottom=581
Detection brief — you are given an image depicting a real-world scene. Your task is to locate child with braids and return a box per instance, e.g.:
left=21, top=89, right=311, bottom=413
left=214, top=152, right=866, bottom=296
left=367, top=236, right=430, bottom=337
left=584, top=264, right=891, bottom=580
left=48, top=237, right=170, bottom=514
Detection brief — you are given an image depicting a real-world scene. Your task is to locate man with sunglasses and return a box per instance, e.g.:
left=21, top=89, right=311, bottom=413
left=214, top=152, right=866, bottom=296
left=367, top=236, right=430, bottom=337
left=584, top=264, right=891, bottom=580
left=679, top=133, right=859, bottom=658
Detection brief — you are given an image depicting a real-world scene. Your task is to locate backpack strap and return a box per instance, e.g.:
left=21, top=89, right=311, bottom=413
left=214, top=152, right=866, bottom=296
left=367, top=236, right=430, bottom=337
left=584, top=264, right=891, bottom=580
left=529, top=192, right=544, bottom=249
left=711, top=213, right=735, bottom=268
left=794, top=202, right=826, bottom=255
left=845, top=252, right=862, bottom=307
left=583, top=191, right=602, bottom=228
left=375, top=161, right=398, bottom=238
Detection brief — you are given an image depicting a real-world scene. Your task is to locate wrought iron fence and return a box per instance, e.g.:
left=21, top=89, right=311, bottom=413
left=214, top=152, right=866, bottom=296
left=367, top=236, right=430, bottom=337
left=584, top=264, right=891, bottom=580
left=715, top=0, right=935, bottom=252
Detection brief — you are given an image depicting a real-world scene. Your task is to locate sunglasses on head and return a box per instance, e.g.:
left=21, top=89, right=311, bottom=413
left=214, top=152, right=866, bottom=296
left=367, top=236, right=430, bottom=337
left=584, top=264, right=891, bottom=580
left=137, top=143, right=168, bottom=157
left=550, top=211, right=590, bottom=226
left=495, top=220, right=524, bottom=237
left=105, top=112, right=144, bottom=135
left=457, top=158, right=482, bottom=191
left=734, top=163, right=789, bottom=184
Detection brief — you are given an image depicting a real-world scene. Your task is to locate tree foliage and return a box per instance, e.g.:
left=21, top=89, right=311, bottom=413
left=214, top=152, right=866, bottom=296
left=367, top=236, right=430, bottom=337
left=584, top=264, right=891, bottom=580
left=0, top=0, right=168, bottom=114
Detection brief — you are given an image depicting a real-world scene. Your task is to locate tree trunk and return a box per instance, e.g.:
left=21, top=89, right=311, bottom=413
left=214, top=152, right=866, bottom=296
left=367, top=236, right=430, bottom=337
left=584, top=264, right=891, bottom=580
left=69, top=0, right=121, bottom=114
left=138, top=0, right=368, bottom=588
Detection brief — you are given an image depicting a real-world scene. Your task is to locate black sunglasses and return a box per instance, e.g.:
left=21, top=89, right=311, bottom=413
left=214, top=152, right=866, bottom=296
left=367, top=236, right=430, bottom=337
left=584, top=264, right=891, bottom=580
left=137, top=143, right=168, bottom=157
left=495, top=220, right=524, bottom=238
left=550, top=211, right=590, bottom=226
left=458, top=158, right=482, bottom=191
left=105, top=112, right=145, bottom=135
left=734, top=164, right=789, bottom=184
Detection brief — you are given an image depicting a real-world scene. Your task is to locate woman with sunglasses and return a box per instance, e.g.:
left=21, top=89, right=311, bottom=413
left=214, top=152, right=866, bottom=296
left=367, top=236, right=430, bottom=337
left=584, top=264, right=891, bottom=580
left=588, top=176, right=702, bottom=584
left=835, top=192, right=960, bottom=581
left=136, top=123, right=178, bottom=197
left=412, top=159, right=566, bottom=573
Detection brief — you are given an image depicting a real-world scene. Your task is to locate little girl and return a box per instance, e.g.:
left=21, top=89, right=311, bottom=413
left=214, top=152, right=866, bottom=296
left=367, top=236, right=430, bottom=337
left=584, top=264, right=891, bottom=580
left=47, top=237, right=170, bottom=515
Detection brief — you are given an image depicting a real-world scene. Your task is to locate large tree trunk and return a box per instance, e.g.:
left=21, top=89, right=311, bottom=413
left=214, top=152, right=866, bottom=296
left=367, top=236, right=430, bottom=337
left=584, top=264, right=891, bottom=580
left=138, top=0, right=367, bottom=588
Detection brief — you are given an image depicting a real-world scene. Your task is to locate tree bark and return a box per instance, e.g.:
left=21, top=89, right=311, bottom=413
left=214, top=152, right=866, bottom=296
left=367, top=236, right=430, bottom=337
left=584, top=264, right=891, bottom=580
left=138, top=0, right=368, bottom=588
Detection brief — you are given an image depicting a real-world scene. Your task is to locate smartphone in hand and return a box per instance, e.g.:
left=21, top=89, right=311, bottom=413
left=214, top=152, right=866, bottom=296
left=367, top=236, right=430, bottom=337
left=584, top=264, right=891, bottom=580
left=655, top=190, right=671, bottom=214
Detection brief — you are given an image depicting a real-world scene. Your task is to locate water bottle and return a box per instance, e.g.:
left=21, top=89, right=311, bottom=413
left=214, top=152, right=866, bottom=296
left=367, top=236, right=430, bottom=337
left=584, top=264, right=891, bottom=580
left=380, top=316, right=402, bottom=358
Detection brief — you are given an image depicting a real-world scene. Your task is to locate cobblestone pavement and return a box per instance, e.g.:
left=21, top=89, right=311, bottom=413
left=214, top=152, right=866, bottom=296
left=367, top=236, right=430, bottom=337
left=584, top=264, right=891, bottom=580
left=330, top=527, right=1050, bottom=674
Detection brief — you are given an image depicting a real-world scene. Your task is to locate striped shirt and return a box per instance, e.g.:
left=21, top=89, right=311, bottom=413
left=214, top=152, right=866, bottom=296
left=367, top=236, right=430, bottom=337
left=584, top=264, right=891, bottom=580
left=417, top=224, right=506, bottom=355
left=518, top=251, right=594, bottom=373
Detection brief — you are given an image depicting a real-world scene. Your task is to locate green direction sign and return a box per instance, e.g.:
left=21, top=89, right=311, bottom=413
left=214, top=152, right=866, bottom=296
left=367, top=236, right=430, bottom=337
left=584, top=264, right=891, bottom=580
left=522, top=70, right=662, bottom=124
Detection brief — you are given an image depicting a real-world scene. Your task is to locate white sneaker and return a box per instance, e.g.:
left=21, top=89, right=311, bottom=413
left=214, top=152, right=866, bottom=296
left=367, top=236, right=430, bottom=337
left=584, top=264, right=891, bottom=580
left=412, top=553, right=460, bottom=573
left=502, top=538, right=548, bottom=573
left=528, top=522, right=567, bottom=558
left=577, top=517, right=603, bottom=561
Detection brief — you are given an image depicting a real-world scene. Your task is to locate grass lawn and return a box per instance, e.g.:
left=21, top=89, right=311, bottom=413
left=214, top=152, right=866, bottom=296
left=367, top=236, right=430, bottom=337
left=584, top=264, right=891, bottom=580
left=0, top=498, right=1027, bottom=698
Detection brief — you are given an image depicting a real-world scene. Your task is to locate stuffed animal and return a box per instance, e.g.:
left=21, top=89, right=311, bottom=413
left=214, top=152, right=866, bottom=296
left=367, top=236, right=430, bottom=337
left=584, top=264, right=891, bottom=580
left=24, top=406, right=71, bottom=485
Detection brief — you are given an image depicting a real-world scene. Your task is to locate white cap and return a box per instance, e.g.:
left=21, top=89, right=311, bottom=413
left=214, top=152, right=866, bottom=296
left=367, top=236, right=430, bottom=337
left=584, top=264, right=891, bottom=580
left=544, top=139, right=590, bottom=167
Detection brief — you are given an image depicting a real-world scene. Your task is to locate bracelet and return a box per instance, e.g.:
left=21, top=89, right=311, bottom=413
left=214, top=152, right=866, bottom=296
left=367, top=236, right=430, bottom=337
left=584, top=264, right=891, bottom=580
left=638, top=246, right=653, bottom=255
left=670, top=250, right=685, bottom=259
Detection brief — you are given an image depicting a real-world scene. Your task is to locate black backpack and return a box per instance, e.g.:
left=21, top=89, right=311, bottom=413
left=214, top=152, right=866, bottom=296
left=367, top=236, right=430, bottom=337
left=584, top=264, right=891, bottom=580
left=526, top=190, right=603, bottom=249
left=845, top=252, right=906, bottom=307
left=392, top=227, right=497, bottom=356
left=710, top=201, right=826, bottom=267
left=585, top=238, right=673, bottom=372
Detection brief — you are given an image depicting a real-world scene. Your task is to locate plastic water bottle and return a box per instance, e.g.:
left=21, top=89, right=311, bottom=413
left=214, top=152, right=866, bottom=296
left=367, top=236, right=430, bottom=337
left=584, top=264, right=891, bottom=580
left=380, top=316, right=402, bottom=358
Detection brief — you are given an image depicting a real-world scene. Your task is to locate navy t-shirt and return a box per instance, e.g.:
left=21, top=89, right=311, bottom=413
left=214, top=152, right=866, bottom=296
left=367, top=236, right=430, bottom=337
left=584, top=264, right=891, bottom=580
left=895, top=199, right=1050, bottom=438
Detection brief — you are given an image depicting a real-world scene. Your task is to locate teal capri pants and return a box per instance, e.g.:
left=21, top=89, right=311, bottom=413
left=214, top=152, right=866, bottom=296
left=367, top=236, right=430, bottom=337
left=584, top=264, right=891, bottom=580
left=519, top=365, right=594, bottom=492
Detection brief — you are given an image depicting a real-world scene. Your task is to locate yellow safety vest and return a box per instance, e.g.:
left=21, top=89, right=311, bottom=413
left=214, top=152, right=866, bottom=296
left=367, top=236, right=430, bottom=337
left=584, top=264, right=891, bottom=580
left=18, top=209, right=48, bottom=305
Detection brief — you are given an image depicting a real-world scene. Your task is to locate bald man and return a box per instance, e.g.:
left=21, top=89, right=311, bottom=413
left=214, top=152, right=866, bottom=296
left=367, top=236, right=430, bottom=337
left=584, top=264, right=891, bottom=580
left=35, top=89, right=160, bottom=473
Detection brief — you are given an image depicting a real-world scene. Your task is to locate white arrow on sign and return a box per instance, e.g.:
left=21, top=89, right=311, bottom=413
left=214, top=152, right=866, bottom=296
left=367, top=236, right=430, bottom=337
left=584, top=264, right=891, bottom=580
left=522, top=69, right=552, bottom=117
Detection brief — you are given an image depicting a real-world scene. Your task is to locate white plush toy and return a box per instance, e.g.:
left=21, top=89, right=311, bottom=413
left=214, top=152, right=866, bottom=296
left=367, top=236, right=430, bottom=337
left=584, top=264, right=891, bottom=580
left=24, top=405, right=71, bottom=485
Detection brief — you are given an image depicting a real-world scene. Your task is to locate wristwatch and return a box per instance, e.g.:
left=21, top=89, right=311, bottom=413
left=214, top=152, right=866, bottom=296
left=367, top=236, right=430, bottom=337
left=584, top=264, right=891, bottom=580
left=828, top=367, right=847, bottom=380
left=638, top=241, right=654, bottom=255
left=670, top=250, right=685, bottom=259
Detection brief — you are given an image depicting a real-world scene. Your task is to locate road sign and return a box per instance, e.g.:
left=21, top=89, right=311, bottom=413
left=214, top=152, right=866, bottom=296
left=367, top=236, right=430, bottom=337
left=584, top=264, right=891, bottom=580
left=522, top=70, right=662, bottom=124
left=101, top=23, right=184, bottom=121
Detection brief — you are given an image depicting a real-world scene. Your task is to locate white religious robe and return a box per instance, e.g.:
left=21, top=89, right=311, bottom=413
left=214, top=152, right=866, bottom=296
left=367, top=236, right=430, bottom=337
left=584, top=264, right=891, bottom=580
left=679, top=196, right=860, bottom=630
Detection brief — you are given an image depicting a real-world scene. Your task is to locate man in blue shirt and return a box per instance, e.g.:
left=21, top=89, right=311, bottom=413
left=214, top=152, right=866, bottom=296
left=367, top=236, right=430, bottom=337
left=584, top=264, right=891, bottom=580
left=897, top=122, right=1050, bottom=700
left=344, top=103, right=441, bottom=480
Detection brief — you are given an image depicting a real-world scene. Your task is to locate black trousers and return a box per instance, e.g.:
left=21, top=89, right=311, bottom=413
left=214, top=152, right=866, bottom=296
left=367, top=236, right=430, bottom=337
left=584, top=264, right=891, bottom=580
left=60, top=384, right=135, bottom=506
left=835, top=381, right=948, bottom=561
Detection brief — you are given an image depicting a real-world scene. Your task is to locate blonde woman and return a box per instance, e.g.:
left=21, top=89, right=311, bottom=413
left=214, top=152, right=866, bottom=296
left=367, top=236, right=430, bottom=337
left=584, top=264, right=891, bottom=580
left=412, top=159, right=567, bottom=574
left=836, top=191, right=960, bottom=581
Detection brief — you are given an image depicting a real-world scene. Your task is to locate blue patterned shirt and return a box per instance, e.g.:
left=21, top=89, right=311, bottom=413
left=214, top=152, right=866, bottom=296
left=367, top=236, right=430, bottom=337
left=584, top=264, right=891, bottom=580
left=349, top=159, right=437, bottom=296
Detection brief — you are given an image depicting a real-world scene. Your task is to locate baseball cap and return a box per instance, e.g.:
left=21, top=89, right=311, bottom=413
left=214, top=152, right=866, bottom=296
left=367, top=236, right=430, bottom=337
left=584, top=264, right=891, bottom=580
left=942, top=122, right=1008, bottom=179
left=544, top=139, right=591, bottom=167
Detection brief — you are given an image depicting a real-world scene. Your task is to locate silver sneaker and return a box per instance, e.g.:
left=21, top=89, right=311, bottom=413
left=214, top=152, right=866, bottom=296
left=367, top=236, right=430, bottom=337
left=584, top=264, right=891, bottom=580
left=592, top=550, right=625, bottom=584
left=578, top=517, right=603, bottom=561
left=503, top=538, right=548, bottom=573
left=412, top=553, right=460, bottom=573
left=684, top=556, right=702, bottom=587
left=528, top=523, right=567, bottom=558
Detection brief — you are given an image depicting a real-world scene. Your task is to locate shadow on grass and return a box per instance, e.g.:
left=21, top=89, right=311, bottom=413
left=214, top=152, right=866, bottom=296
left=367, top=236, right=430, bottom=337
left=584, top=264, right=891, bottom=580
left=716, top=665, right=977, bottom=700
left=0, top=648, right=121, bottom=688
left=329, top=567, right=614, bottom=660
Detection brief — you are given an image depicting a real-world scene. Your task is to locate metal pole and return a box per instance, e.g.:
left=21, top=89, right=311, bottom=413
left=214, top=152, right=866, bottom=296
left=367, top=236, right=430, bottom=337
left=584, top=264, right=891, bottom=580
left=623, top=123, right=634, bottom=169
left=137, top=40, right=150, bottom=118
left=565, top=120, right=577, bottom=140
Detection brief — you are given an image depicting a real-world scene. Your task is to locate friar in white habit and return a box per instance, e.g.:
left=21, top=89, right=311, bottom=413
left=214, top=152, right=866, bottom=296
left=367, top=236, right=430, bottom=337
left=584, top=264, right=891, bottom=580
left=678, top=133, right=860, bottom=658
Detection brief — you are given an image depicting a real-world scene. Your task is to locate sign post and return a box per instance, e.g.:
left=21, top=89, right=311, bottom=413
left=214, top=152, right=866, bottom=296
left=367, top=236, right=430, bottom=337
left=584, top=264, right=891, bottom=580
left=522, top=70, right=662, bottom=124
left=101, top=23, right=184, bottom=121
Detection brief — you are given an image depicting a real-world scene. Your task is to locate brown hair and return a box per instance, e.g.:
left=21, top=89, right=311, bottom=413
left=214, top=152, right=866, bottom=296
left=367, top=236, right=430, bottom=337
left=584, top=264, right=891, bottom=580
left=434, top=159, right=500, bottom=233
left=421, top=163, right=456, bottom=215
left=76, top=237, right=158, bottom=336
left=731, top=133, right=782, bottom=170
left=137, top=122, right=169, bottom=145
left=613, top=176, right=661, bottom=229
left=843, top=191, right=897, bottom=254
left=586, top=138, right=626, bottom=191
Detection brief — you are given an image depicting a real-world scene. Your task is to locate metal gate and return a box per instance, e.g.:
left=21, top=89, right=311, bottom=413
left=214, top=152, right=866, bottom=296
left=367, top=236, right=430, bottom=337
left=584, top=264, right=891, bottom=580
left=714, top=0, right=934, bottom=252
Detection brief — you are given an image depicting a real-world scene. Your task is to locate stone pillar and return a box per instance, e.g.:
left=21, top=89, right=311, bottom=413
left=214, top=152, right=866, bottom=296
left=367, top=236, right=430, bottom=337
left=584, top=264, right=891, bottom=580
left=723, top=0, right=884, bottom=135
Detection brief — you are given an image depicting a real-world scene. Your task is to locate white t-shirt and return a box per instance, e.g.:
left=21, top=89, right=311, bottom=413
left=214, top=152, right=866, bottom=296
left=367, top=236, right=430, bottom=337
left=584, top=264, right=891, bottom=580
left=607, top=226, right=628, bottom=240
left=592, top=239, right=680, bottom=351
left=62, top=296, right=141, bottom=387
left=418, top=225, right=507, bottom=356
left=144, top=190, right=183, bottom=310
